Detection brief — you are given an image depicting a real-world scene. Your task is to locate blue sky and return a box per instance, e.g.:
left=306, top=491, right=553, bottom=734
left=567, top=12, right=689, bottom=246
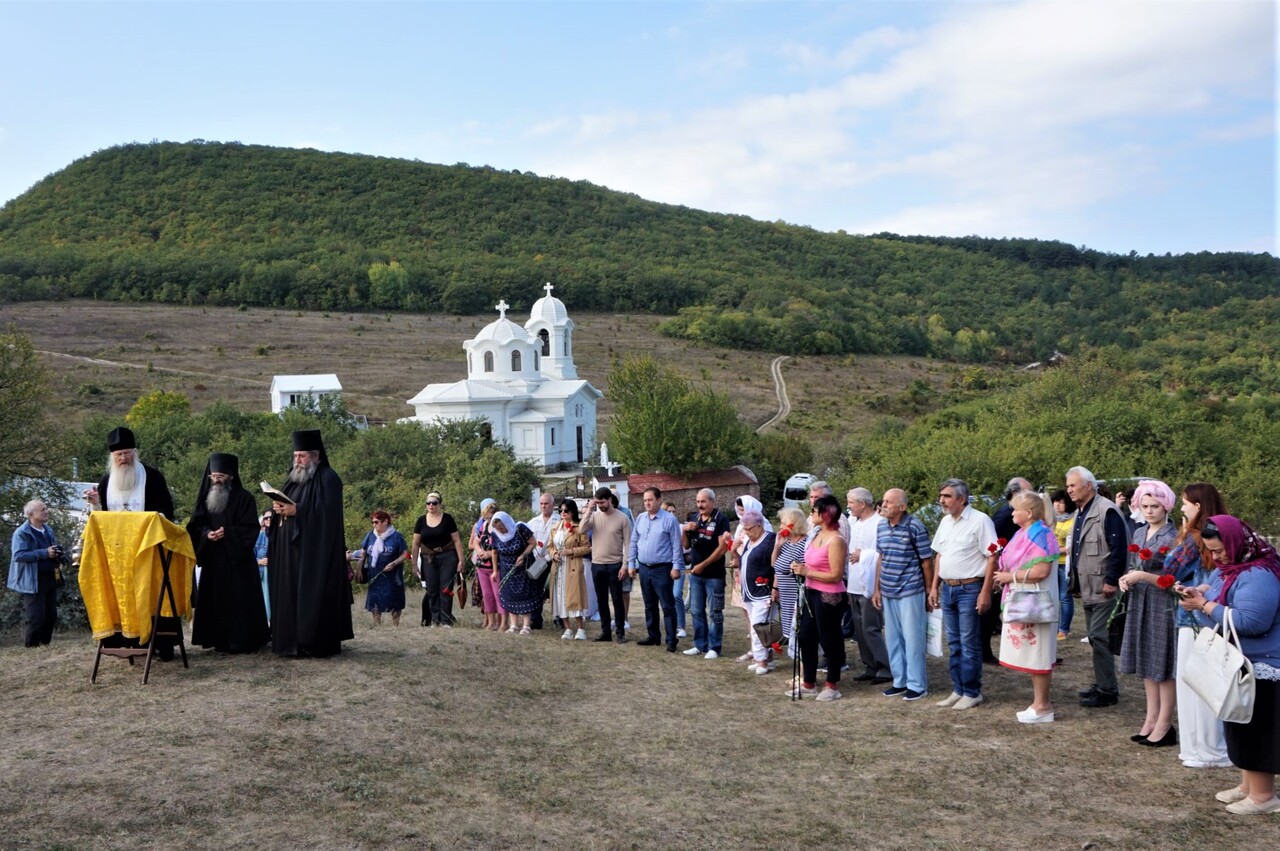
left=1, top=0, right=1274, bottom=255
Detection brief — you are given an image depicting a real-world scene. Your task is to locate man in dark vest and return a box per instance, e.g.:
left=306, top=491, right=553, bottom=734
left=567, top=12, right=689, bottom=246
left=188, top=452, right=270, bottom=654
left=267, top=430, right=354, bottom=657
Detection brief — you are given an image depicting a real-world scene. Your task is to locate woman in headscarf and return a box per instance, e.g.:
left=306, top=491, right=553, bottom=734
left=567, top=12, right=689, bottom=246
left=1179, top=515, right=1280, bottom=815
left=727, top=494, right=772, bottom=663
left=488, top=511, right=539, bottom=634
left=470, top=499, right=504, bottom=631
left=547, top=498, right=591, bottom=640
left=1117, top=479, right=1181, bottom=747
left=354, top=510, right=408, bottom=626
left=1166, top=483, right=1232, bottom=769
left=739, top=509, right=777, bottom=674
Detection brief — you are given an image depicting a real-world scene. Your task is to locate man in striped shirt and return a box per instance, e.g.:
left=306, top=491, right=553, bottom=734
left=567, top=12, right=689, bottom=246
left=873, top=488, right=936, bottom=702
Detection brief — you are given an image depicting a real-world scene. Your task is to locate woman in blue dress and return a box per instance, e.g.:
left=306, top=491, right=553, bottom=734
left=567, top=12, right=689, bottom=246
left=489, top=511, right=538, bottom=634
left=355, top=510, right=408, bottom=626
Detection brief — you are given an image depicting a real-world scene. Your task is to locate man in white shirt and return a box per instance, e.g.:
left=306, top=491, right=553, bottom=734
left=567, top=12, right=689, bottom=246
left=928, top=478, right=998, bottom=711
left=526, top=493, right=561, bottom=630
left=846, top=488, right=891, bottom=684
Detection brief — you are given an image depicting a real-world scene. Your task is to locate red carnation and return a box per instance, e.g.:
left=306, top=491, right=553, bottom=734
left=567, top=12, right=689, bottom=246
left=1156, top=574, right=1176, bottom=590
left=564, top=523, right=574, bottom=533
left=1128, top=544, right=1141, bottom=554
left=1140, top=548, right=1153, bottom=560
left=987, top=543, right=999, bottom=554
left=1158, top=546, right=1170, bottom=555
left=780, top=524, right=794, bottom=538
left=537, top=541, right=544, bottom=548
left=997, top=538, right=1008, bottom=548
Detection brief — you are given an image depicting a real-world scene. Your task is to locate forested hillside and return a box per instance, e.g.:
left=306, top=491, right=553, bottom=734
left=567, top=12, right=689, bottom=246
left=1, top=141, right=1275, bottom=385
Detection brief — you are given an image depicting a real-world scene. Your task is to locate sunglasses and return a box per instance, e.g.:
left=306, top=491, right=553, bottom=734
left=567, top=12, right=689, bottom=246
left=426, top=500, right=440, bottom=506
left=1201, top=520, right=1220, bottom=539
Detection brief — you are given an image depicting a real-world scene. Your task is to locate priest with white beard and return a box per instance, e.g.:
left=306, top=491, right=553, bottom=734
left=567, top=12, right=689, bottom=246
left=85, top=426, right=175, bottom=520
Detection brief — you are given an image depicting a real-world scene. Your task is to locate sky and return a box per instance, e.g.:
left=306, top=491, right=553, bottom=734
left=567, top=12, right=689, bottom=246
left=0, top=0, right=1275, bottom=256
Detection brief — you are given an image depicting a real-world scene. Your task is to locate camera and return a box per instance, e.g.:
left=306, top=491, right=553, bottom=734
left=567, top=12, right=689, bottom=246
left=51, top=545, right=70, bottom=566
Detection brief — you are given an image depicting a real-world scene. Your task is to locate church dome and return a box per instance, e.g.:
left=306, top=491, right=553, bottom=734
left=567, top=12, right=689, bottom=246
left=527, top=282, right=568, bottom=325
left=473, top=316, right=532, bottom=345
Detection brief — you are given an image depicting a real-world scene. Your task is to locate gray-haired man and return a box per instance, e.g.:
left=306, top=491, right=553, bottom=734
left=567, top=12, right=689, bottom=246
left=846, top=488, right=891, bottom=683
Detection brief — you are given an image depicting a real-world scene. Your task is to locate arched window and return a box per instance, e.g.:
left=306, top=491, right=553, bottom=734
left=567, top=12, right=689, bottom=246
left=483, top=351, right=494, bottom=372
left=534, top=352, right=540, bottom=371
left=511, top=350, right=522, bottom=372
left=539, top=329, right=550, bottom=356
left=564, top=331, right=571, bottom=357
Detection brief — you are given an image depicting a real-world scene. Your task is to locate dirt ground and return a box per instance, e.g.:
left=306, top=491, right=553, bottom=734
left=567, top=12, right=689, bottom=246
left=0, top=588, right=1269, bottom=851
left=0, top=300, right=968, bottom=445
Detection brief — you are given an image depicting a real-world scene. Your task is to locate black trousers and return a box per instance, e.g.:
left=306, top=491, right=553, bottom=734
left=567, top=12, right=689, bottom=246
left=422, top=550, right=459, bottom=626
left=592, top=563, right=626, bottom=637
left=22, top=570, right=58, bottom=646
left=798, top=588, right=848, bottom=687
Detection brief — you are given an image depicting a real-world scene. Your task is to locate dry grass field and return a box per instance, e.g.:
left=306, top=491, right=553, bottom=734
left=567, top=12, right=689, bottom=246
left=1, top=588, right=1272, bottom=850
left=1, top=300, right=968, bottom=446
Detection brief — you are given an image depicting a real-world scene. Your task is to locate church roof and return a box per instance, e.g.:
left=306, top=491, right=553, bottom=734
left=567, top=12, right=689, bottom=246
left=529, top=379, right=603, bottom=400
left=408, top=380, right=524, bottom=405
left=271, top=373, right=341, bottom=392
left=471, top=316, right=532, bottom=345
left=528, top=282, right=568, bottom=325
left=508, top=408, right=561, bottom=423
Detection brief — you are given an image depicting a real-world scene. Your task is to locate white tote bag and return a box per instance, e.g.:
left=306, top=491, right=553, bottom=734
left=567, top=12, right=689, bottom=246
left=1180, top=606, right=1256, bottom=724
left=926, top=608, right=944, bottom=658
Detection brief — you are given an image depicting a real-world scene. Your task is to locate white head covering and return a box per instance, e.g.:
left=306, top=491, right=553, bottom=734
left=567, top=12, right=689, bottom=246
left=491, top=511, right=518, bottom=543
left=735, top=495, right=773, bottom=532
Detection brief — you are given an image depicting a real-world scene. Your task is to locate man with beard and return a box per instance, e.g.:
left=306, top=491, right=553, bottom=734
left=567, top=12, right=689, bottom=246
left=84, top=426, right=175, bottom=519
left=188, top=452, right=270, bottom=653
left=84, top=425, right=178, bottom=658
left=267, top=430, right=354, bottom=658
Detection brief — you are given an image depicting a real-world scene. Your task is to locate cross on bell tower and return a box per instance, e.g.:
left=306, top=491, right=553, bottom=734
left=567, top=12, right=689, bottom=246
left=495, top=299, right=509, bottom=320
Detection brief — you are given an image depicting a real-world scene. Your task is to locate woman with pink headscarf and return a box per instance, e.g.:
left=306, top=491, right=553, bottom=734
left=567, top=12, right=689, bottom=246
left=1117, top=479, right=1180, bottom=748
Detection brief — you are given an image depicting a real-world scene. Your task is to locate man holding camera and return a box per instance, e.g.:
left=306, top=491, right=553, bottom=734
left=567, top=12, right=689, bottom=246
left=8, top=499, right=65, bottom=647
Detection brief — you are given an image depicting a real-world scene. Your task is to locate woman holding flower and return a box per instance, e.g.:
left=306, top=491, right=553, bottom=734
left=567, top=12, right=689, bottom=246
left=993, top=491, right=1059, bottom=723
left=1179, top=515, right=1280, bottom=815
left=1117, top=479, right=1181, bottom=747
left=488, top=511, right=538, bottom=634
left=771, top=506, right=808, bottom=655
left=547, top=499, right=591, bottom=640
left=1167, top=482, right=1232, bottom=768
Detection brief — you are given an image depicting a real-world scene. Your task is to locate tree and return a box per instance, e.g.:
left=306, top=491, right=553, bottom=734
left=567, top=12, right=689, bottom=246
left=606, top=355, right=751, bottom=476
left=0, top=328, right=63, bottom=486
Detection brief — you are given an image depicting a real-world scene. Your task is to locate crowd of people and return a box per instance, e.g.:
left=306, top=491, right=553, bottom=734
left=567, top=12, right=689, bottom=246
left=7, top=427, right=1280, bottom=816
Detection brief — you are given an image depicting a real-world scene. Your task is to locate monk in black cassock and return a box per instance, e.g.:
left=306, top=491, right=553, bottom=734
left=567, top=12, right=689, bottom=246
left=188, top=452, right=270, bottom=653
left=268, top=430, right=353, bottom=657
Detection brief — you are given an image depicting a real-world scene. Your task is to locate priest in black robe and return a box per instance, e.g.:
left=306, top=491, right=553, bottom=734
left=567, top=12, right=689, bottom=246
left=86, top=426, right=175, bottom=519
left=267, top=430, right=354, bottom=657
left=188, top=452, right=270, bottom=653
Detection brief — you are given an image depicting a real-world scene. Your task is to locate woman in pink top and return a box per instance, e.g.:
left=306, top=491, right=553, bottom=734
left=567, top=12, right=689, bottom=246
left=789, top=495, right=849, bottom=701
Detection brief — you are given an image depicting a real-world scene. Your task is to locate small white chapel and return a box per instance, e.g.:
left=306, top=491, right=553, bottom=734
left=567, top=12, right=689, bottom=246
left=404, top=283, right=602, bottom=470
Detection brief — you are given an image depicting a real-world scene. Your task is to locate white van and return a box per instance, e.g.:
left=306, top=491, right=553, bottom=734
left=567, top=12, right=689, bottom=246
left=782, top=473, right=815, bottom=510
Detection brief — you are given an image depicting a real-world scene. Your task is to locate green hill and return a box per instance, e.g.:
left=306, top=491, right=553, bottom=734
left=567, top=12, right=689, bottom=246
left=1, top=141, right=1276, bottom=380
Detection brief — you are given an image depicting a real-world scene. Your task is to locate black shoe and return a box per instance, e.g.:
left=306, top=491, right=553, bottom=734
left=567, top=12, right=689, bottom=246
left=1139, top=727, right=1178, bottom=748
left=666, top=645, right=677, bottom=653
left=615, top=635, right=628, bottom=644
left=594, top=634, right=613, bottom=643
left=1080, top=689, right=1119, bottom=708
left=1078, top=684, right=1100, bottom=699
left=852, top=671, right=877, bottom=682
left=882, top=686, right=908, bottom=697
left=872, top=676, right=893, bottom=685
left=1129, top=733, right=1149, bottom=743
left=553, top=617, right=565, bottom=630
left=636, top=638, right=661, bottom=646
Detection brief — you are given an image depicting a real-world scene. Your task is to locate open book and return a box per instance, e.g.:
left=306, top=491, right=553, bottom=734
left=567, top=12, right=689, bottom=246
left=260, top=481, right=295, bottom=506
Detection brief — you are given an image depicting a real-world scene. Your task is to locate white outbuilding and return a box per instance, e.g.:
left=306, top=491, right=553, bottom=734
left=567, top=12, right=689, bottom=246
left=405, top=284, right=601, bottom=470
left=269, top=374, right=343, bottom=414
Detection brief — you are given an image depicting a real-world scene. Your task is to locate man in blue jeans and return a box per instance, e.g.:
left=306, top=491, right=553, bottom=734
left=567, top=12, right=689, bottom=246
left=681, top=488, right=731, bottom=660
left=629, top=487, right=685, bottom=651
left=928, top=478, right=999, bottom=711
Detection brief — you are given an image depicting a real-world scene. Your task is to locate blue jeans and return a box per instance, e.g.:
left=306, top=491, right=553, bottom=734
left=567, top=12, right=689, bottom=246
left=941, top=582, right=984, bottom=698
left=882, top=592, right=928, bottom=694
left=637, top=563, right=677, bottom=646
left=672, top=571, right=687, bottom=630
left=688, top=574, right=725, bottom=653
left=1058, top=563, right=1074, bottom=633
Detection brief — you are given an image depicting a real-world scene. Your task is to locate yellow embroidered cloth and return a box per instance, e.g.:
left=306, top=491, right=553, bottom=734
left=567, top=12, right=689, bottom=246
left=78, top=512, right=195, bottom=643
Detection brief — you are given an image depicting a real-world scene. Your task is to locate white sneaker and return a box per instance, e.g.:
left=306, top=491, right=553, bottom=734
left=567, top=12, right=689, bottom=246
left=953, top=694, right=984, bottom=711
left=561, top=629, right=574, bottom=640
left=936, top=692, right=963, bottom=708
left=736, top=653, right=753, bottom=663
left=816, top=688, right=843, bottom=702
left=1016, top=706, right=1054, bottom=724
left=683, top=647, right=702, bottom=656
left=574, top=628, right=587, bottom=640
left=624, top=621, right=631, bottom=631
left=704, top=650, right=719, bottom=660
left=754, top=665, right=773, bottom=676
left=676, top=628, right=687, bottom=638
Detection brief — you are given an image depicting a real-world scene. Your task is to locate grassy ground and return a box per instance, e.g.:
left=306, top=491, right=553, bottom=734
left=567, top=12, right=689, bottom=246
left=1, top=300, right=974, bottom=446
left=1, top=588, right=1269, bottom=850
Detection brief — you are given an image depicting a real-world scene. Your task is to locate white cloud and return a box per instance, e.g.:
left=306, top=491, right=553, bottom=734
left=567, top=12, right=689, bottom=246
left=526, top=1, right=1274, bottom=248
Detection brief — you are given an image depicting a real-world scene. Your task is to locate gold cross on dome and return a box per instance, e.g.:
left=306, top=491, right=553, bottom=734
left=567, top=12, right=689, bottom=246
left=495, top=299, right=509, bottom=319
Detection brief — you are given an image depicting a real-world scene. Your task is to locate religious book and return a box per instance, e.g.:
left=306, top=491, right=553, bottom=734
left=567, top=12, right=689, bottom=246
left=260, top=481, right=295, bottom=505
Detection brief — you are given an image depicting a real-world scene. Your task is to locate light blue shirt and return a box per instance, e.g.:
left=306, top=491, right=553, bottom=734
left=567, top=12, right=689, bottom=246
left=629, top=508, right=685, bottom=570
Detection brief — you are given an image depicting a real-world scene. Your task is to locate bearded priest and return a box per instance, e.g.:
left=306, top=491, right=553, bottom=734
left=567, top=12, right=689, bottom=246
left=85, top=426, right=175, bottom=519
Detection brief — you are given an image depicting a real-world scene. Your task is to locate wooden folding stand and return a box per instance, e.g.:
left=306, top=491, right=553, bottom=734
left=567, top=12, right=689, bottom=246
left=78, top=511, right=196, bottom=685
left=90, top=547, right=189, bottom=684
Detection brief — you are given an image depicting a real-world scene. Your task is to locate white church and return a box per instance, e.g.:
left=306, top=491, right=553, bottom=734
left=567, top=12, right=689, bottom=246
left=405, top=283, right=602, bottom=470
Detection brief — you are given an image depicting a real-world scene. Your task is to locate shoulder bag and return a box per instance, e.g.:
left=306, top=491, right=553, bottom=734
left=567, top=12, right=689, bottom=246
left=1002, top=557, right=1058, bottom=624
left=1180, top=606, right=1256, bottom=724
